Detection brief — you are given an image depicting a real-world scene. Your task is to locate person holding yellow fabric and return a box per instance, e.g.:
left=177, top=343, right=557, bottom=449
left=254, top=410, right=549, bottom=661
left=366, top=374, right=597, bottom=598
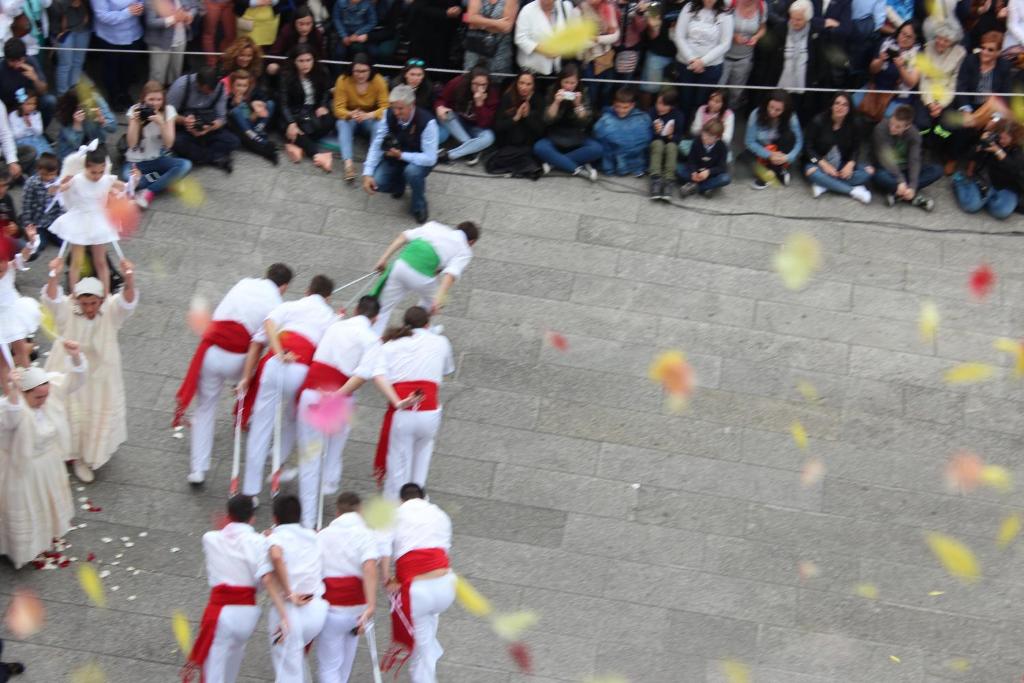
left=333, top=54, right=389, bottom=182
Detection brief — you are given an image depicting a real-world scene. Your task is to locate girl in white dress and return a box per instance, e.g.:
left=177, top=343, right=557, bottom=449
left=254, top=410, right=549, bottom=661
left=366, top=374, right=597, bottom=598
left=0, top=231, right=41, bottom=381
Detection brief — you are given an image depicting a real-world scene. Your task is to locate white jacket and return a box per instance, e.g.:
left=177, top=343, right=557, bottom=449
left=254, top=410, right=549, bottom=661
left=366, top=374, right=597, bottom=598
left=514, top=0, right=579, bottom=76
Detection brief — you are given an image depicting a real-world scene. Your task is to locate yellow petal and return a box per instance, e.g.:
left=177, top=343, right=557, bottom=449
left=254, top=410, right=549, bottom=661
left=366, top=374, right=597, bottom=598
left=70, top=662, right=107, bottom=683
left=38, top=302, right=57, bottom=340
left=537, top=17, right=599, bottom=56
left=796, top=380, right=819, bottom=402
left=721, top=660, right=751, bottom=683
left=791, top=421, right=808, bottom=450
left=926, top=532, right=981, bottom=583
left=943, top=362, right=995, bottom=385
left=889, top=655, right=901, bottom=663
left=993, top=337, right=1024, bottom=377
left=997, top=513, right=1021, bottom=549
left=454, top=575, right=493, bottom=617
left=78, top=563, right=106, bottom=608
left=928, top=590, right=945, bottom=596
left=979, top=465, right=1013, bottom=493
left=773, top=233, right=822, bottom=290
left=949, top=658, right=971, bottom=672
left=361, top=496, right=398, bottom=531
left=918, top=301, right=939, bottom=342
left=855, top=582, right=878, bottom=599
left=172, top=610, right=192, bottom=656
left=490, top=610, right=539, bottom=641
left=171, top=176, right=206, bottom=207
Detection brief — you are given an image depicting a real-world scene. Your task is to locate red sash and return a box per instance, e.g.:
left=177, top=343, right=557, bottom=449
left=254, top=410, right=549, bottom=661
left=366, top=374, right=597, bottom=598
left=239, top=332, right=316, bottom=429
left=173, top=321, right=251, bottom=428
left=180, top=584, right=257, bottom=682
left=381, top=548, right=450, bottom=673
left=323, top=576, right=366, bottom=606
left=295, top=361, right=350, bottom=406
left=373, top=381, right=439, bottom=487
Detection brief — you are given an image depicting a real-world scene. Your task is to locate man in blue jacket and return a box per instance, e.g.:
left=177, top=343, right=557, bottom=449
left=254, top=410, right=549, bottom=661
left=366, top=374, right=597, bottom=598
left=593, top=87, right=652, bottom=176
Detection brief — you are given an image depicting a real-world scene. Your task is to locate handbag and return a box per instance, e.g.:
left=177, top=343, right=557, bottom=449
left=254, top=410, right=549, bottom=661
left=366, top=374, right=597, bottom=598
left=464, top=29, right=499, bottom=57
left=857, top=89, right=895, bottom=122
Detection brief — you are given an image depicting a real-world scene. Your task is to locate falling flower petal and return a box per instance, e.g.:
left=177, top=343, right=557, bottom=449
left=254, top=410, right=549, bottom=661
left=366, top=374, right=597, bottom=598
left=926, top=532, right=980, bottom=583
left=796, top=380, right=819, bottom=402
left=4, top=588, right=45, bottom=638
left=797, top=561, right=820, bottom=580
left=172, top=610, right=192, bottom=656
left=949, top=658, right=970, bottom=672
left=890, top=655, right=901, bottom=663
left=536, top=16, right=599, bottom=56
left=800, top=457, right=825, bottom=488
left=186, top=296, right=211, bottom=336
left=944, top=362, right=995, bottom=385
left=37, top=302, right=57, bottom=340
left=105, top=195, right=141, bottom=239
left=721, top=660, right=751, bottom=683
left=454, top=575, right=493, bottom=617
left=171, top=176, right=206, bottom=207
left=969, top=264, right=995, bottom=299
left=993, top=338, right=1024, bottom=377
left=648, top=350, right=695, bottom=403
left=70, top=662, right=107, bottom=683
left=791, top=421, right=808, bottom=450
left=855, top=583, right=879, bottom=599
left=979, top=465, right=1012, bottom=493
left=299, top=392, right=353, bottom=436
left=945, top=451, right=984, bottom=494
left=545, top=331, right=569, bottom=351
left=507, top=641, right=533, bottom=674
left=491, top=610, right=539, bottom=641
left=919, top=301, right=940, bottom=343
left=78, top=563, right=106, bottom=607
left=928, top=590, right=945, bottom=596
left=997, top=513, right=1021, bottom=549
left=361, top=496, right=398, bottom=531
left=773, top=233, right=822, bottom=290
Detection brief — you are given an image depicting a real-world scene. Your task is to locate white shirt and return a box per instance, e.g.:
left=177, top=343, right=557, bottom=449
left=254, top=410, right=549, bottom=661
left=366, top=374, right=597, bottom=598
left=311, top=315, right=379, bottom=376
left=202, top=522, right=273, bottom=588
left=252, top=294, right=336, bottom=346
left=125, top=104, right=178, bottom=163
left=366, top=328, right=454, bottom=384
left=319, top=512, right=379, bottom=578
left=392, top=498, right=452, bottom=560
left=513, top=0, right=579, bottom=75
left=402, top=221, right=474, bottom=279
left=8, top=110, right=42, bottom=141
left=213, top=277, right=283, bottom=336
left=269, top=523, right=325, bottom=597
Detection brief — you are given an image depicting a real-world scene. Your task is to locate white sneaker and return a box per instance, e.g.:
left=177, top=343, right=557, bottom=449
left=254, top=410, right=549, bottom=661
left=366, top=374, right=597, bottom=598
left=541, top=162, right=551, bottom=176
left=811, top=184, right=827, bottom=198
left=73, top=461, right=94, bottom=483
left=583, top=164, right=598, bottom=182
left=187, top=471, right=205, bottom=485
left=850, top=185, right=872, bottom=204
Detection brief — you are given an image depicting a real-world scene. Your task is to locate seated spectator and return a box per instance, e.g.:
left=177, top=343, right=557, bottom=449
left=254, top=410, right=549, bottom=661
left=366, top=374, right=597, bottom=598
left=125, top=80, right=192, bottom=208
left=166, top=65, right=239, bottom=172
left=9, top=88, right=52, bottom=158
left=953, top=119, right=1024, bottom=218
left=515, top=0, right=578, bottom=76
left=331, top=0, right=376, bottom=60
left=144, top=0, right=200, bottom=86
left=678, top=119, right=731, bottom=197
left=20, top=152, right=64, bottom=250
left=0, top=99, right=29, bottom=181
left=871, top=104, right=940, bottom=210
left=53, top=87, right=118, bottom=161
left=407, top=0, right=462, bottom=68
left=533, top=64, right=602, bottom=181
left=462, top=0, right=519, bottom=74
left=234, top=0, right=283, bottom=48
left=333, top=53, right=388, bottom=180
left=226, top=68, right=278, bottom=162
left=202, top=0, right=237, bottom=66
left=278, top=45, right=334, bottom=171
left=50, top=0, right=93, bottom=96
left=648, top=88, right=684, bottom=200
left=0, top=39, right=54, bottom=127
left=915, top=19, right=966, bottom=142
left=745, top=88, right=803, bottom=189
left=486, top=70, right=545, bottom=178
left=362, top=84, right=439, bottom=223
left=803, top=91, right=874, bottom=203
left=672, top=0, right=732, bottom=126
left=392, top=58, right=436, bottom=111
left=682, top=88, right=733, bottom=157
left=435, top=65, right=500, bottom=165
left=593, top=86, right=651, bottom=176
left=220, top=35, right=266, bottom=80
left=721, top=0, right=766, bottom=110
left=857, top=20, right=920, bottom=122
left=270, top=5, right=328, bottom=61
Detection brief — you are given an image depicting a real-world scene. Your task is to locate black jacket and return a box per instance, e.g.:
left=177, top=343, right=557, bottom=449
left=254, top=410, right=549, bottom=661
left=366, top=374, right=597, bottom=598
left=803, top=111, right=861, bottom=166
left=954, top=54, right=1011, bottom=110
left=973, top=143, right=1024, bottom=194
left=494, top=92, right=545, bottom=148
left=685, top=138, right=729, bottom=176
left=278, top=65, right=333, bottom=123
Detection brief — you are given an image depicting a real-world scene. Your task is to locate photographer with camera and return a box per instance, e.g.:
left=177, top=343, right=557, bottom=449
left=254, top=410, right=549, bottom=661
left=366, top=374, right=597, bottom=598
left=952, top=118, right=1024, bottom=219
left=166, top=65, right=239, bottom=173
left=532, top=63, right=603, bottom=181
left=856, top=19, right=920, bottom=121
left=124, top=80, right=192, bottom=209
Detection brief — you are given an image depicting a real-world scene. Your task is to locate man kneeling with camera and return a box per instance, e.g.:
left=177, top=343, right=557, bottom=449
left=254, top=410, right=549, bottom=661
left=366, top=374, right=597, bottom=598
left=362, top=85, right=439, bottom=224
left=166, top=66, right=240, bottom=173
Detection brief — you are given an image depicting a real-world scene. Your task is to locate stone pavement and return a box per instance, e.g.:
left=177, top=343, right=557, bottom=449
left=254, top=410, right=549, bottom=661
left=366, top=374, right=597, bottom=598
left=3, top=152, right=1024, bottom=683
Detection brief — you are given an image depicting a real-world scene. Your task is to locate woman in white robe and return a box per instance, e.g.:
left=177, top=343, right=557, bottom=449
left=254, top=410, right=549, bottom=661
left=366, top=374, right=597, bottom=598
left=0, top=341, right=85, bottom=569
left=41, top=257, right=136, bottom=483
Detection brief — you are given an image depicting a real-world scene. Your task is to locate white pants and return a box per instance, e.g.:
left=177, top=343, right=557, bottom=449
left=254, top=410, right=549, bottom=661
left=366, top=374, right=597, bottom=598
left=408, top=573, right=456, bottom=683
left=190, top=346, right=247, bottom=477
left=203, top=604, right=261, bottom=683
left=296, top=388, right=352, bottom=529
left=317, top=604, right=364, bottom=683
left=268, top=597, right=329, bottom=683
left=383, top=408, right=441, bottom=500
left=243, top=357, right=310, bottom=496
left=372, top=260, right=438, bottom=336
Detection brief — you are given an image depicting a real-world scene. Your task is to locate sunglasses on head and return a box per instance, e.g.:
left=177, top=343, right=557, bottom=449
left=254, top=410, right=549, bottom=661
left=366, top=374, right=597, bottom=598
left=406, top=59, right=425, bottom=67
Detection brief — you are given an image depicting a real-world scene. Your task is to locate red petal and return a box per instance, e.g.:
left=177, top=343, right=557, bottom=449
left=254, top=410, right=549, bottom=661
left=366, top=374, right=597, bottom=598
left=58, top=559, right=71, bottom=568
left=31, top=560, right=45, bottom=570
left=507, top=642, right=532, bottom=674
left=86, top=552, right=96, bottom=562
left=545, top=331, right=569, bottom=351
left=970, top=265, right=995, bottom=299
left=88, top=506, right=102, bottom=512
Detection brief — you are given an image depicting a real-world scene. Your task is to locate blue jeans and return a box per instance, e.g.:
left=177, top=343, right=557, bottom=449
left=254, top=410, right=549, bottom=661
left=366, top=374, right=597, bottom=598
left=374, top=159, right=432, bottom=215
left=641, top=53, right=674, bottom=94
left=438, top=117, right=495, bottom=160
left=336, top=117, right=378, bottom=161
left=533, top=137, right=603, bottom=174
left=55, top=29, right=91, bottom=95
left=804, top=164, right=873, bottom=194
left=953, top=175, right=1019, bottom=219
left=873, top=164, right=942, bottom=194
left=123, top=155, right=193, bottom=194
left=229, top=100, right=275, bottom=132
left=17, top=133, right=52, bottom=156
left=679, top=164, right=731, bottom=191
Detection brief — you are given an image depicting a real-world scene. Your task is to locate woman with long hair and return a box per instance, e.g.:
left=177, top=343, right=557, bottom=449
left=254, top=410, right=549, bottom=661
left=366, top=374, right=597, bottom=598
left=278, top=45, right=335, bottom=171
left=434, top=64, right=500, bottom=164
left=803, top=91, right=874, bottom=202
left=672, top=0, right=733, bottom=125
left=532, top=63, right=603, bottom=180
left=333, top=53, right=389, bottom=180
left=124, top=80, right=192, bottom=207
left=54, top=85, right=118, bottom=161
left=487, top=70, right=545, bottom=177
left=392, top=58, right=435, bottom=110
left=744, top=88, right=803, bottom=188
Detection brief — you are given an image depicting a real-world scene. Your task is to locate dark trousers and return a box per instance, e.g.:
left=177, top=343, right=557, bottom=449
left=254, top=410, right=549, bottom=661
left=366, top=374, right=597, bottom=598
left=0, top=639, right=12, bottom=683
left=172, top=126, right=239, bottom=164
left=94, top=35, right=145, bottom=105
left=284, top=110, right=333, bottom=156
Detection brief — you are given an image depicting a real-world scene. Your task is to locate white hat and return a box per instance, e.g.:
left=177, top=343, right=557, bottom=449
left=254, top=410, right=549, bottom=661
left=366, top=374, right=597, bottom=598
left=73, top=277, right=104, bottom=298
left=19, top=366, right=49, bottom=391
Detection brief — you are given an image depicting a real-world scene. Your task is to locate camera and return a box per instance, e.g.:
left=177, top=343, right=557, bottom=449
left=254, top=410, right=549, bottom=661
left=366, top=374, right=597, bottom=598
left=886, top=46, right=901, bottom=60
left=381, top=133, right=400, bottom=150
left=137, top=105, right=156, bottom=122
left=561, top=91, right=578, bottom=102
left=980, top=131, right=999, bottom=147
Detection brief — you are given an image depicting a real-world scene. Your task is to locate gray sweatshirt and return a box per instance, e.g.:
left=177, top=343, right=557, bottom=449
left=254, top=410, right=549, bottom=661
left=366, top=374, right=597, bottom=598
left=871, top=120, right=922, bottom=189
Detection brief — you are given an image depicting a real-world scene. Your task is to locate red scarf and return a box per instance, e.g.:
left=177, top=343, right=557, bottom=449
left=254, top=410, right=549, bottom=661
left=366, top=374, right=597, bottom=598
left=373, top=381, right=439, bottom=487
left=173, top=321, right=251, bottom=428
left=295, top=361, right=349, bottom=406
left=180, top=584, right=257, bottom=682
left=239, top=332, right=316, bottom=429
left=381, top=548, right=449, bottom=673
left=323, top=576, right=366, bottom=606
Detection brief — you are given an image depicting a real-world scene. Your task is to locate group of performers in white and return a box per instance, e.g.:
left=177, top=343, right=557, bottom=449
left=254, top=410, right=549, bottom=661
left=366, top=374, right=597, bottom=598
left=0, top=208, right=479, bottom=681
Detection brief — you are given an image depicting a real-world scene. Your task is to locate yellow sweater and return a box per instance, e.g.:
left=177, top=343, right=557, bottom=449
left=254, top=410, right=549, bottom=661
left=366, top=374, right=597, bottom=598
left=333, top=74, right=389, bottom=120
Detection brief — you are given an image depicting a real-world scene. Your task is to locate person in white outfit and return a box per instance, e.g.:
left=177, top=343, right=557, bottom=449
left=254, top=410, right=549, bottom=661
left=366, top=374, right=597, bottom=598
left=267, top=494, right=328, bottom=682
left=238, top=275, right=336, bottom=501
left=0, top=229, right=40, bottom=376
left=174, top=264, right=293, bottom=485
left=380, top=483, right=455, bottom=683
left=295, top=295, right=380, bottom=529
left=182, top=495, right=290, bottom=683
left=368, top=221, right=478, bottom=335
left=316, top=492, right=379, bottom=683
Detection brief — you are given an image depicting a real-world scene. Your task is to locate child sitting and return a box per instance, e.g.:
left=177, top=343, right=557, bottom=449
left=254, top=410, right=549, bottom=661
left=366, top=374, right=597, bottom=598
left=678, top=119, right=731, bottom=198
left=593, top=86, right=652, bottom=177
left=648, top=89, right=684, bottom=200
left=226, top=69, right=278, bottom=163
left=9, top=88, right=53, bottom=158
left=20, top=153, right=64, bottom=251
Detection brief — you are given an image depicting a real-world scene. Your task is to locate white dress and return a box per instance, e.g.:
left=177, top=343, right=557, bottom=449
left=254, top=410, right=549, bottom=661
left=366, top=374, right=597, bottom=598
left=0, top=366, right=83, bottom=568
left=47, top=173, right=120, bottom=246
left=0, top=260, right=41, bottom=345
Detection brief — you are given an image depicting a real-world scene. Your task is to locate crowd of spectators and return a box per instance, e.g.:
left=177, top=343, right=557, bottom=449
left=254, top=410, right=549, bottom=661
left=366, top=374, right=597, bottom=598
left=0, top=0, right=1017, bottom=224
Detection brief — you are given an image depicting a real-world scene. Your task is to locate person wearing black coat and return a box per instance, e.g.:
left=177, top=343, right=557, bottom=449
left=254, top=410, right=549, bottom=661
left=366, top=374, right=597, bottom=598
left=487, top=71, right=546, bottom=178
left=948, top=30, right=1012, bottom=164
left=953, top=119, right=1024, bottom=218
left=278, top=45, right=335, bottom=170
left=407, top=0, right=462, bottom=67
